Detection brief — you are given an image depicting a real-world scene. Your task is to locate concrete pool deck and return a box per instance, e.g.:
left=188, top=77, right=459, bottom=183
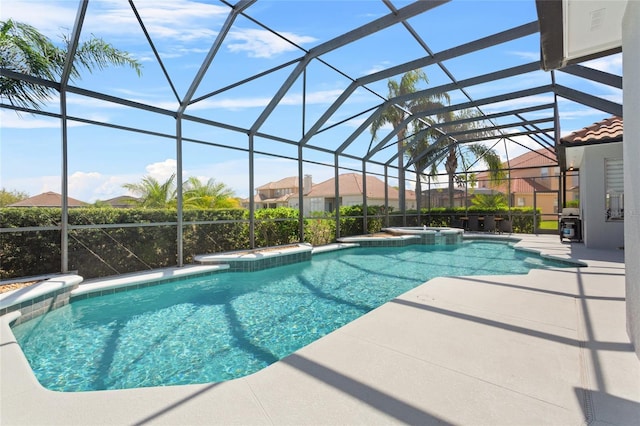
left=1, top=234, right=639, bottom=425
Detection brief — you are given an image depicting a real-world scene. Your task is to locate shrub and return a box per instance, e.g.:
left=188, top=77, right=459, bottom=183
left=0, top=205, right=542, bottom=280
left=304, top=213, right=335, bottom=246
left=254, top=207, right=299, bottom=247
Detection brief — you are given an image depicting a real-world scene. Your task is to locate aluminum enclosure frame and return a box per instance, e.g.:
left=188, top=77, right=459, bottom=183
left=0, top=0, right=623, bottom=274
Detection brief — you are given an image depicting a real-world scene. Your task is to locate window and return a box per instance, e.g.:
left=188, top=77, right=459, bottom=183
left=605, top=158, right=624, bottom=221
left=540, top=167, right=549, bottom=177
left=517, top=197, right=525, bottom=207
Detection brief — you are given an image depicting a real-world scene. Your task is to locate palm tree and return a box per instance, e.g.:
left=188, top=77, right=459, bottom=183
left=183, top=177, right=239, bottom=209
left=123, top=174, right=176, bottom=208
left=471, top=193, right=508, bottom=209
left=409, top=109, right=505, bottom=208
left=370, top=69, right=449, bottom=212
left=1, top=19, right=141, bottom=110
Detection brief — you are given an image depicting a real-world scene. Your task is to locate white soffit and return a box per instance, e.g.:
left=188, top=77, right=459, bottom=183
left=563, top=0, right=627, bottom=61
left=565, top=145, right=585, bottom=170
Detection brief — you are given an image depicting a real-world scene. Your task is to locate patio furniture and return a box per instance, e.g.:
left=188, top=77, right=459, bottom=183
left=484, top=215, right=496, bottom=233
left=499, top=219, right=513, bottom=234
left=460, top=216, right=469, bottom=230
left=468, top=215, right=480, bottom=231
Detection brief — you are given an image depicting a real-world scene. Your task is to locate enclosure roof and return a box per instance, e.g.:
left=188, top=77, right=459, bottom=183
left=0, top=0, right=624, bottom=179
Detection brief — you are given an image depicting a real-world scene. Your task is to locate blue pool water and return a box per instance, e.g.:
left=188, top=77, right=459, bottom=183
left=12, top=241, right=573, bottom=392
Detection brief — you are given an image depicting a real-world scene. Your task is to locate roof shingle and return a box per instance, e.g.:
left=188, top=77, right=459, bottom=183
left=561, top=116, right=623, bottom=144
left=8, top=191, right=88, bottom=207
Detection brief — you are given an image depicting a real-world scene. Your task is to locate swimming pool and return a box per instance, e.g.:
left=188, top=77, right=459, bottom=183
left=11, top=241, right=575, bottom=392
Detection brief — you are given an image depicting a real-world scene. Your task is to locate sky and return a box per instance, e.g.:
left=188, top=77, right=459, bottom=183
left=0, top=0, right=623, bottom=202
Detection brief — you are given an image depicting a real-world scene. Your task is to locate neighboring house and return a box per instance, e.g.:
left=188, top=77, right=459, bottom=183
left=422, top=187, right=500, bottom=208
left=476, top=148, right=579, bottom=215
left=303, top=173, right=416, bottom=214
left=560, top=116, right=624, bottom=249
left=7, top=191, right=88, bottom=207
left=242, top=175, right=313, bottom=209
left=248, top=173, right=416, bottom=215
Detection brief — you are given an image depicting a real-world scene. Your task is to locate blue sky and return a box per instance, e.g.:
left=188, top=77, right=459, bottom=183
left=0, top=0, right=622, bottom=202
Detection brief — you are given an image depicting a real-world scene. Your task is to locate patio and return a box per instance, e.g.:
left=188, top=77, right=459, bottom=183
left=1, top=234, right=638, bottom=425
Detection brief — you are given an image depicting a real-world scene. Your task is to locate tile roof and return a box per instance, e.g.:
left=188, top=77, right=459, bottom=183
left=506, top=148, right=557, bottom=168
left=306, top=173, right=415, bottom=200
left=103, top=195, right=138, bottom=207
left=560, top=116, right=623, bottom=144
left=476, top=148, right=557, bottom=181
left=8, top=191, right=88, bottom=207
left=256, top=176, right=299, bottom=191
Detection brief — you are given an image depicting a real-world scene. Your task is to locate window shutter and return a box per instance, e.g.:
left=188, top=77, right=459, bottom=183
left=605, top=158, right=624, bottom=193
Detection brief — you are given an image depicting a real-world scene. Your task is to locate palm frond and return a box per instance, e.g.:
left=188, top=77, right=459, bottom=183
left=1, top=19, right=142, bottom=110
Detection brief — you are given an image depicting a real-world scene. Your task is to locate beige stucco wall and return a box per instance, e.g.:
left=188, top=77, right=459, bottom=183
left=623, top=0, right=640, bottom=359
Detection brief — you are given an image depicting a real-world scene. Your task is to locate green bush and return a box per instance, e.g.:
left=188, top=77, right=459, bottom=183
left=254, top=207, right=299, bottom=247
left=0, top=205, right=541, bottom=280
left=304, top=213, right=335, bottom=246
left=339, top=205, right=384, bottom=236
left=1, top=208, right=62, bottom=278
left=0, top=207, right=250, bottom=280
left=182, top=209, right=248, bottom=261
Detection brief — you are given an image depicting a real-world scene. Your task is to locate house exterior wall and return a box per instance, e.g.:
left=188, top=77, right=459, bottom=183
left=623, top=0, right=640, bottom=359
left=302, top=196, right=401, bottom=215
left=477, top=154, right=578, bottom=210
left=512, top=192, right=558, bottom=213
left=579, top=142, right=624, bottom=249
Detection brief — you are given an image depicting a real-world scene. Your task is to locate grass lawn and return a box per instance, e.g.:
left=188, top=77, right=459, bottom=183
left=539, top=220, right=559, bottom=230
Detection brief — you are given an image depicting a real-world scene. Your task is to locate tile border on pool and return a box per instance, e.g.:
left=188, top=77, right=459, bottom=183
left=71, top=264, right=230, bottom=301
left=0, top=275, right=82, bottom=325
left=337, top=228, right=465, bottom=247
left=194, top=243, right=314, bottom=272
left=463, top=234, right=588, bottom=267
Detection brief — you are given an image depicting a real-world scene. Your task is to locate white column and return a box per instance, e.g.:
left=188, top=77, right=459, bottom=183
left=623, top=0, right=640, bottom=359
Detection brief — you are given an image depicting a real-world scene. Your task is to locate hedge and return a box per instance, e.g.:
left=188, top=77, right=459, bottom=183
left=0, top=205, right=540, bottom=280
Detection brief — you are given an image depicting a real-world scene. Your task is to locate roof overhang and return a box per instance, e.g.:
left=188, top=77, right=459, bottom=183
left=558, top=137, right=623, bottom=172
left=536, top=0, right=627, bottom=71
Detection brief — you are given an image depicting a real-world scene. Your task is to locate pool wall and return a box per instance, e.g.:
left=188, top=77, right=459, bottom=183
left=71, top=265, right=229, bottom=301
left=194, top=243, right=313, bottom=272
left=338, top=227, right=464, bottom=246
left=0, top=275, right=81, bottom=326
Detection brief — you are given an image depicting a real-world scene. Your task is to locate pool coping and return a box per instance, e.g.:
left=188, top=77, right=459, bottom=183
left=1, top=233, right=636, bottom=425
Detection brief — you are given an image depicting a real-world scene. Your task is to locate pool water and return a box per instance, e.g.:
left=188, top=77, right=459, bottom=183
left=12, top=241, right=573, bottom=392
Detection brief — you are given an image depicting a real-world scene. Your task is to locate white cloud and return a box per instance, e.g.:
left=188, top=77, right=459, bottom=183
left=145, top=159, right=177, bottom=182
left=362, top=61, right=392, bottom=76
left=0, top=175, right=61, bottom=198
left=583, top=53, right=622, bottom=74
left=0, top=1, right=78, bottom=39
left=58, top=171, right=143, bottom=202
left=2, top=0, right=227, bottom=42
left=227, top=28, right=316, bottom=58
left=68, top=171, right=106, bottom=202
left=481, top=94, right=555, bottom=113
left=188, top=88, right=345, bottom=111
left=0, top=110, right=60, bottom=129
left=508, top=51, right=540, bottom=61
left=67, top=161, right=178, bottom=202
